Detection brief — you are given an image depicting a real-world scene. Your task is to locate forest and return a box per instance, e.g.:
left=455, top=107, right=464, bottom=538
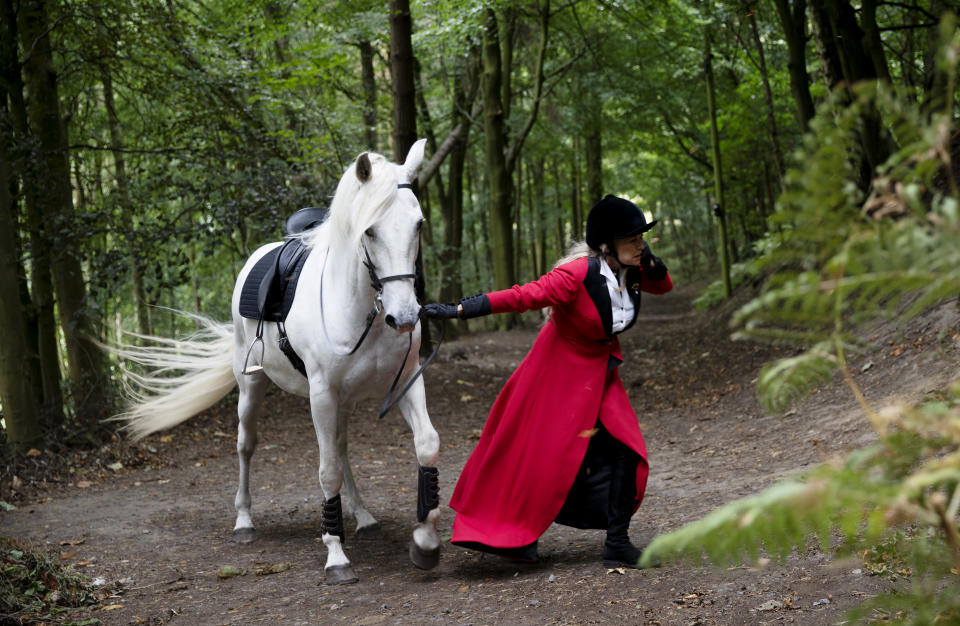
left=2, top=0, right=960, bottom=622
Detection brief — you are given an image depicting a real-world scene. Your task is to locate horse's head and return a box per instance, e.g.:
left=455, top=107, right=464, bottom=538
left=353, top=139, right=427, bottom=334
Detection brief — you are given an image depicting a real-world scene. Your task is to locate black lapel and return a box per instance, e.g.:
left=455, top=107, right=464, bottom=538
left=584, top=256, right=613, bottom=338
left=621, top=266, right=643, bottom=334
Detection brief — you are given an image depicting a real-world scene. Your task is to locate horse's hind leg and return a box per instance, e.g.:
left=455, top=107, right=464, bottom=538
left=311, top=389, right=358, bottom=585
left=398, top=379, right=441, bottom=570
left=233, top=371, right=269, bottom=543
left=337, top=410, right=380, bottom=538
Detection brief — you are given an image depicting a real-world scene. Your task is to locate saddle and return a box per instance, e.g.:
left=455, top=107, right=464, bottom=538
left=237, top=207, right=329, bottom=376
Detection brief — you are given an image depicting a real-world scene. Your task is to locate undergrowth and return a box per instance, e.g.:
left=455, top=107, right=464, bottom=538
left=0, top=537, right=100, bottom=623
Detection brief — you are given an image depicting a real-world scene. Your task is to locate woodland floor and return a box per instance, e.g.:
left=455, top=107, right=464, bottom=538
left=3, top=284, right=960, bottom=625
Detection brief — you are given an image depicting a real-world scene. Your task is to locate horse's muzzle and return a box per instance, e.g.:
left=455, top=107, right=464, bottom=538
left=385, top=314, right=417, bottom=333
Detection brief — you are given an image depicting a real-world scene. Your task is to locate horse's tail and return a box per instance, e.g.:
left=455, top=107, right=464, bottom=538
left=105, top=312, right=237, bottom=441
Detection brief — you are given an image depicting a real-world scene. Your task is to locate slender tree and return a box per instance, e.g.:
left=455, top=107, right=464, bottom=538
left=772, top=0, right=816, bottom=132
left=0, top=100, right=42, bottom=449
left=481, top=1, right=550, bottom=317
left=19, top=0, right=110, bottom=424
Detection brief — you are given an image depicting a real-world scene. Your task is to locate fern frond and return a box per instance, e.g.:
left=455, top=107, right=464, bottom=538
left=755, top=347, right=838, bottom=414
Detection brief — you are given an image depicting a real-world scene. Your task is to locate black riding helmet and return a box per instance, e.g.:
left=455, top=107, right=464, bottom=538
left=585, top=194, right=658, bottom=252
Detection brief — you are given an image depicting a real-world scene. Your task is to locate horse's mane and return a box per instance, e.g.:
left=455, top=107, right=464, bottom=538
left=299, top=152, right=400, bottom=263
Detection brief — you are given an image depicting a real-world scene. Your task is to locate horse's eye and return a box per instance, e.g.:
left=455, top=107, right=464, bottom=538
left=416, top=220, right=424, bottom=232
left=365, top=227, right=375, bottom=239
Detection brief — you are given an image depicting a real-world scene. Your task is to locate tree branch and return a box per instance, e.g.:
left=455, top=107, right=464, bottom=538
left=506, top=0, right=550, bottom=173
left=417, top=100, right=483, bottom=188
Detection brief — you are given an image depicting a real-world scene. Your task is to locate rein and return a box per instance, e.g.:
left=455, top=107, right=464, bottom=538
left=316, top=180, right=446, bottom=418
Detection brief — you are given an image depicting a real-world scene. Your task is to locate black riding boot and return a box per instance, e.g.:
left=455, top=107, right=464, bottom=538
left=602, top=445, right=643, bottom=568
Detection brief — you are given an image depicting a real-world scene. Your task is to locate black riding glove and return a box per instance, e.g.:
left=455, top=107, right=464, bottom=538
left=421, top=294, right=492, bottom=320
left=640, top=244, right=668, bottom=281
left=421, top=302, right=459, bottom=319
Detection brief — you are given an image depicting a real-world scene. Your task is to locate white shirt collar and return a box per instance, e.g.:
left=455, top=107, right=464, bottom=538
left=598, top=256, right=626, bottom=287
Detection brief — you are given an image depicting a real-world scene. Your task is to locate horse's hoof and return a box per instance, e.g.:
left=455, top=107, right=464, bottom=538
left=325, top=564, right=359, bottom=585
left=356, top=522, right=381, bottom=540
left=409, top=540, right=440, bottom=570
left=233, top=527, right=256, bottom=544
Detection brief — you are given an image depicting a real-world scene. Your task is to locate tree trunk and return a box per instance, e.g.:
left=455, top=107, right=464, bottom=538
left=19, top=0, right=110, bottom=424
left=359, top=40, right=378, bottom=150
left=584, top=101, right=603, bottom=205
left=772, top=0, right=816, bottom=132
left=0, top=102, right=42, bottom=449
left=571, top=137, right=582, bottom=240
left=389, top=0, right=417, bottom=160
left=1, top=0, right=52, bottom=420
left=922, top=0, right=950, bottom=118
left=388, top=0, right=432, bottom=353
left=705, top=26, right=732, bottom=298
left=808, top=1, right=845, bottom=89
left=812, top=0, right=892, bottom=181
left=101, top=64, right=150, bottom=337
left=859, top=0, right=892, bottom=83
left=481, top=3, right=550, bottom=325
left=532, top=158, right=547, bottom=277
left=436, top=54, right=479, bottom=339
left=482, top=8, right=516, bottom=299
left=748, top=5, right=785, bottom=179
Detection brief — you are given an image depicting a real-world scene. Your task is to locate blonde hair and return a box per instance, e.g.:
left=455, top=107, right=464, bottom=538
left=553, top=240, right=601, bottom=269
left=541, top=240, right=602, bottom=322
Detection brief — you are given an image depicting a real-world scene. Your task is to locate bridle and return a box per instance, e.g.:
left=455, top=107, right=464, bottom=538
left=318, top=181, right=444, bottom=418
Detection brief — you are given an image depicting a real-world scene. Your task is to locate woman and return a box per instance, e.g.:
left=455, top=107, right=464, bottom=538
left=423, top=195, right=673, bottom=568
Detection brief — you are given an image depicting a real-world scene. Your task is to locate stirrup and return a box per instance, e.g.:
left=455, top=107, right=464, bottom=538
left=241, top=336, right=265, bottom=375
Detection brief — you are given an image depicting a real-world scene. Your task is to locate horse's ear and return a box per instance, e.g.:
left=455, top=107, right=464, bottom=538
left=356, top=153, right=372, bottom=183
left=402, top=139, right=426, bottom=176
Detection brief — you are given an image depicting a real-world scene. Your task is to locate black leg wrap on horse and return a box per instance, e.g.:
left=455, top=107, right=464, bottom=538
left=322, top=494, right=346, bottom=544
left=417, top=466, right=440, bottom=523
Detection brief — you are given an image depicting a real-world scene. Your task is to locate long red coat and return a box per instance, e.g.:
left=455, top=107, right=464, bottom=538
left=449, top=255, right=673, bottom=550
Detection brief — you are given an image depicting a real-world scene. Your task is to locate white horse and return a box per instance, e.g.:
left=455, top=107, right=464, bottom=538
left=110, top=140, right=441, bottom=584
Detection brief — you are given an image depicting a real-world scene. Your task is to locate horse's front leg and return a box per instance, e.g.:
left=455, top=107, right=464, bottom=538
left=310, top=388, right=358, bottom=585
left=337, top=410, right=380, bottom=538
left=398, top=377, right=441, bottom=570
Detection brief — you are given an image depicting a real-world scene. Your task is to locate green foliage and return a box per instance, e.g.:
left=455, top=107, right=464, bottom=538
left=641, top=383, right=960, bottom=623
left=755, top=343, right=838, bottom=413
left=0, top=537, right=99, bottom=619
left=731, top=19, right=960, bottom=408
left=693, top=261, right=752, bottom=310
left=642, top=23, right=960, bottom=622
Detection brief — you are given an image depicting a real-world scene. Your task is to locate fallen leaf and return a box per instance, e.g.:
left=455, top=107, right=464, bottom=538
left=217, top=565, right=246, bottom=579
left=255, top=562, right=291, bottom=576
left=159, top=435, right=173, bottom=443
left=59, top=539, right=85, bottom=546
left=26, top=448, right=42, bottom=457
left=107, top=462, right=124, bottom=472
left=578, top=428, right=599, bottom=438
left=76, top=481, right=92, bottom=489
left=100, top=604, right=124, bottom=611
left=606, top=567, right=627, bottom=575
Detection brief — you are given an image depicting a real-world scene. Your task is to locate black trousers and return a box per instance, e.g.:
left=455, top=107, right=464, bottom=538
left=555, top=421, right=640, bottom=534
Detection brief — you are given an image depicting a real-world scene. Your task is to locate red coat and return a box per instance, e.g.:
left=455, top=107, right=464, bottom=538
left=449, top=255, right=673, bottom=549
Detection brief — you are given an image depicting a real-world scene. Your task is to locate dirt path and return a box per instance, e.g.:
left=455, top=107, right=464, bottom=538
left=4, top=285, right=958, bottom=625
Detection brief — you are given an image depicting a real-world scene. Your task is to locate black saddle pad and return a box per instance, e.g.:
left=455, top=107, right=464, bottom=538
left=238, top=238, right=311, bottom=322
